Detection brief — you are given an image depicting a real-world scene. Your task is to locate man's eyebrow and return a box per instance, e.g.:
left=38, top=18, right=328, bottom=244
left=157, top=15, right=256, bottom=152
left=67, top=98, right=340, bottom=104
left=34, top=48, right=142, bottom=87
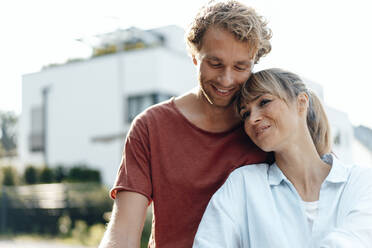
left=236, top=60, right=253, bottom=65
left=205, top=56, right=253, bottom=65
left=205, top=55, right=221, bottom=61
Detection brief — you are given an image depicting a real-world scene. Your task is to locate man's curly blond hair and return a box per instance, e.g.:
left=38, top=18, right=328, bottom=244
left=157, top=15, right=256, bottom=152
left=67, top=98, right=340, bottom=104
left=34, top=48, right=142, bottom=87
left=185, top=0, right=272, bottom=64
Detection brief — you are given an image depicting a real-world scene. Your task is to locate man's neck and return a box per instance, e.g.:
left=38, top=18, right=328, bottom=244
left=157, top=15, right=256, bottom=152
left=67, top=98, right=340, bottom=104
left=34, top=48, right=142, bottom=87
left=174, top=90, right=242, bottom=133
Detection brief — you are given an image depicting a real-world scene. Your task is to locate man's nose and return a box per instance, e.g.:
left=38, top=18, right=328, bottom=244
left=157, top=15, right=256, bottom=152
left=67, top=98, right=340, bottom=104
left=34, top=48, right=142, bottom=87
left=219, top=68, right=234, bottom=87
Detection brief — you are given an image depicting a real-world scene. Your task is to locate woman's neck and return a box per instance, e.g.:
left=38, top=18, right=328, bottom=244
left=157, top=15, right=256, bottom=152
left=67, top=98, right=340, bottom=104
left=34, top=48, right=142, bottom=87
left=274, top=135, right=331, bottom=202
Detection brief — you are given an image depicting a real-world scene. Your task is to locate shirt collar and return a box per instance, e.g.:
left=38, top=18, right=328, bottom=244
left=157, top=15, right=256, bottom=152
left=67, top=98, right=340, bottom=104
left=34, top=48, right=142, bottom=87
left=268, top=153, right=350, bottom=186
left=268, top=162, right=286, bottom=186
left=324, top=154, right=350, bottom=183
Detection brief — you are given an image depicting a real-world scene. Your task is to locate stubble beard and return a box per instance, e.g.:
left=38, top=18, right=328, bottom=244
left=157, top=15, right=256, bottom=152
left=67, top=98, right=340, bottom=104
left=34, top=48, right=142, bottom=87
left=199, top=83, right=214, bottom=105
left=198, top=76, right=239, bottom=109
left=198, top=73, right=214, bottom=105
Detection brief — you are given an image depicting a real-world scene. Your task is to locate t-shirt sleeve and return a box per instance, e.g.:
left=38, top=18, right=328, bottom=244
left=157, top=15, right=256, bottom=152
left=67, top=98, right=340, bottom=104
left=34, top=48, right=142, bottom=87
left=319, top=167, right=372, bottom=248
left=110, top=117, right=152, bottom=202
left=193, top=174, right=242, bottom=248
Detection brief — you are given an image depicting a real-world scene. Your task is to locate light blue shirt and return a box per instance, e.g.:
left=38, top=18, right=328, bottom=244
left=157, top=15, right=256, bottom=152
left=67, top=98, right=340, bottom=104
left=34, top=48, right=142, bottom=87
left=193, top=155, right=372, bottom=248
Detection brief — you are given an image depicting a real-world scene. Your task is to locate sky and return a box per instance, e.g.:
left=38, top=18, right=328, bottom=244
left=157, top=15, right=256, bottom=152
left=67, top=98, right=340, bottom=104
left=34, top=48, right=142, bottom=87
left=1, top=0, right=372, bottom=128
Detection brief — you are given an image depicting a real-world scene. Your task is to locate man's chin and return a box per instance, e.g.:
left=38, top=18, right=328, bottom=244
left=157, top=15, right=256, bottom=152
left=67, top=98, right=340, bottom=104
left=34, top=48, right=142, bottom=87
left=210, top=98, right=236, bottom=108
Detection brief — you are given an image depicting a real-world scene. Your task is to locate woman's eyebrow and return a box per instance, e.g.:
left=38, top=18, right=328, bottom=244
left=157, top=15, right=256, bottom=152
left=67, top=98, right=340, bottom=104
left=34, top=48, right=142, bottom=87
left=240, top=95, right=262, bottom=111
left=250, top=94, right=262, bottom=102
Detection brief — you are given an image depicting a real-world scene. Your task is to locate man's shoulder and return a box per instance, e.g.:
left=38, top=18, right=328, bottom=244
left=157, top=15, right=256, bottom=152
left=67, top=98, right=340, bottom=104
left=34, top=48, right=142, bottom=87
left=134, top=92, right=196, bottom=125
left=135, top=97, right=178, bottom=122
left=126, top=98, right=177, bottom=137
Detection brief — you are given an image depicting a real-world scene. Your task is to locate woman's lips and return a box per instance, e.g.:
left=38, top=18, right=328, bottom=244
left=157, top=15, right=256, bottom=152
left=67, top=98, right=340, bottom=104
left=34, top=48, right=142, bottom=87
left=255, top=125, right=271, bottom=137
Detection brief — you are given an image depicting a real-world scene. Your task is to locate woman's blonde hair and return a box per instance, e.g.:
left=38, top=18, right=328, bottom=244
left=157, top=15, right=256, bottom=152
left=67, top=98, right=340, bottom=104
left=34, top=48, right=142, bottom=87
left=236, top=68, right=332, bottom=156
left=185, top=0, right=272, bottom=64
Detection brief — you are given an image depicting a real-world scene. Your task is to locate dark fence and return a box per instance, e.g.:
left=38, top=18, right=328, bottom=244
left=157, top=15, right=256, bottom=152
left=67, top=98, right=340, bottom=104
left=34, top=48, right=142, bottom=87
left=0, top=183, right=112, bottom=234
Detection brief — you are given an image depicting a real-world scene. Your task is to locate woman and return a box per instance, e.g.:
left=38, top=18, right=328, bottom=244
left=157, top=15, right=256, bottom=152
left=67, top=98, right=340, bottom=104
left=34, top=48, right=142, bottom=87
left=193, top=68, right=372, bottom=248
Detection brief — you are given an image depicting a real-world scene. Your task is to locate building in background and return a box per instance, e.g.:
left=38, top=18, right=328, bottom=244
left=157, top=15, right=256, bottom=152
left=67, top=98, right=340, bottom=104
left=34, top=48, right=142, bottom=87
left=19, top=25, right=370, bottom=185
left=19, top=25, right=196, bottom=184
left=353, top=126, right=372, bottom=167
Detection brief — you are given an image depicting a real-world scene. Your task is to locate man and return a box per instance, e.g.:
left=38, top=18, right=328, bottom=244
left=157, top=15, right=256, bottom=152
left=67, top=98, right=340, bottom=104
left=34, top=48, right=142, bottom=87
left=99, top=1, right=272, bottom=247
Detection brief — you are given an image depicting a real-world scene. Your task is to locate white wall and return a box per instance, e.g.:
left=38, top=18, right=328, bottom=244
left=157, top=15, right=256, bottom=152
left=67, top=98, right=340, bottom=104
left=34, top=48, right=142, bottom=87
left=121, top=47, right=196, bottom=96
left=352, top=138, right=372, bottom=168
left=325, top=106, right=354, bottom=163
left=20, top=38, right=196, bottom=185
left=21, top=55, right=124, bottom=184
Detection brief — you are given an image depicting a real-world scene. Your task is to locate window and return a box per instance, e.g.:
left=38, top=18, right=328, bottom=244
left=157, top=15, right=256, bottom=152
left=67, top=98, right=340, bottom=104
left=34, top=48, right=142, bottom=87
left=126, top=92, right=174, bottom=122
left=29, top=106, right=44, bottom=152
left=333, top=131, right=341, bottom=146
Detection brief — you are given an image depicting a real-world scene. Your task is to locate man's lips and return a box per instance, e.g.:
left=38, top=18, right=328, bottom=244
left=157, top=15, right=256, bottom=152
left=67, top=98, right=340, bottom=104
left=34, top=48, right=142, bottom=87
left=212, top=85, right=235, bottom=96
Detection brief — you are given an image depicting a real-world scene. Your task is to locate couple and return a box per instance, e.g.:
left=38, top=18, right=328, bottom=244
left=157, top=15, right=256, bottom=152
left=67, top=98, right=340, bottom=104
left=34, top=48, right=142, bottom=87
left=100, top=1, right=372, bottom=248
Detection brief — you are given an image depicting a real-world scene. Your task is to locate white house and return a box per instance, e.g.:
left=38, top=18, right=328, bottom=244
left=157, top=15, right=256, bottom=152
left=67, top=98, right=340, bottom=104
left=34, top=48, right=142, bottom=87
left=353, top=126, right=372, bottom=167
left=19, top=25, right=360, bottom=185
left=19, top=26, right=196, bottom=184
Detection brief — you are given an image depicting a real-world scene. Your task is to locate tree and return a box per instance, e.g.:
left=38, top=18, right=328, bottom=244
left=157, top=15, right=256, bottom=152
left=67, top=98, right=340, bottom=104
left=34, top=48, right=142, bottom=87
left=0, top=111, right=17, bottom=157
left=24, top=165, right=38, bottom=184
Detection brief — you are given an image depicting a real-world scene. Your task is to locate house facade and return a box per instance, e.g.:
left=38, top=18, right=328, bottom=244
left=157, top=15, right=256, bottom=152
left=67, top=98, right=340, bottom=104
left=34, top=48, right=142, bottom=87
left=20, top=26, right=196, bottom=184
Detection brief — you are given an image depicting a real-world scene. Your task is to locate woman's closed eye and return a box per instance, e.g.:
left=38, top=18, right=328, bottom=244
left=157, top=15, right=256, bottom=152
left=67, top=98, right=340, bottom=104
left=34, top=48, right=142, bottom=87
left=241, top=111, right=250, bottom=120
left=259, top=99, right=271, bottom=107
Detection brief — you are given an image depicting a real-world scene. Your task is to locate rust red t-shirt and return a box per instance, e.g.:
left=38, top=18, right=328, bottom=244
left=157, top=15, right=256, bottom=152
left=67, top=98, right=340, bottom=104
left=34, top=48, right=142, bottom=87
left=111, top=98, right=268, bottom=248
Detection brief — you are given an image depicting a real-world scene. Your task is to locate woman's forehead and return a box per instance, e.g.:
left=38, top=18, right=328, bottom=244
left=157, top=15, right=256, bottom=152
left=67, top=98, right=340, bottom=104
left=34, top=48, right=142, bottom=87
left=239, top=93, right=264, bottom=108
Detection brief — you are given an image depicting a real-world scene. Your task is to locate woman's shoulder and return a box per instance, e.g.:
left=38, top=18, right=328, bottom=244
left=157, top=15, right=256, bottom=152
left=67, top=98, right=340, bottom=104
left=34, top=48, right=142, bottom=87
left=226, top=163, right=271, bottom=186
left=211, top=163, right=272, bottom=206
left=348, top=164, right=372, bottom=187
left=332, top=156, right=372, bottom=190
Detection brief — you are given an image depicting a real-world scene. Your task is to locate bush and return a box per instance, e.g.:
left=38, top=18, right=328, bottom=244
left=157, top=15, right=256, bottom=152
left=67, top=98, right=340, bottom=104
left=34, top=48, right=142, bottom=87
left=21, top=164, right=102, bottom=185
left=54, top=166, right=67, bottom=183
left=58, top=214, right=72, bottom=236
left=71, top=220, right=89, bottom=243
left=67, top=165, right=101, bottom=183
left=86, top=223, right=106, bottom=246
left=39, top=167, right=54, bottom=183
left=24, top=165, right=38, bottom=184
left=1, top=166, right=18, bottom=186
left=65, top=220, right=106, bottom=246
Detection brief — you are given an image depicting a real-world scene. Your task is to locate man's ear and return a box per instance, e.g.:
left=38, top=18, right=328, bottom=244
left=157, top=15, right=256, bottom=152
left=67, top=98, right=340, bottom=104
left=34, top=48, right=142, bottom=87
left=192, top=55, right=198, bottom=66
left=297, top=92, right=309, bottom=113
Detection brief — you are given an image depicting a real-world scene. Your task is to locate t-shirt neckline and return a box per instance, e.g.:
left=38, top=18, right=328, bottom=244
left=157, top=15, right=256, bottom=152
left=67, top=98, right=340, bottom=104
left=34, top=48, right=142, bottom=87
left=169, top=97, right=242, bottom=136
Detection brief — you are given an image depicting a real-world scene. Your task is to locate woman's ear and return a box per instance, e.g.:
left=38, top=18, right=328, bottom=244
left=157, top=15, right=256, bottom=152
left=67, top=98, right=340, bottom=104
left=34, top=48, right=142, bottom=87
left=297, top=92, right=309, bottom=114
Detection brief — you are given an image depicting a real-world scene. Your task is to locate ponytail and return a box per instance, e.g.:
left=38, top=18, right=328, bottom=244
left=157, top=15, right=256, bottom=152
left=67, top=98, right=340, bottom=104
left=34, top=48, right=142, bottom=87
left=306, top=90, right=332, bottom=156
